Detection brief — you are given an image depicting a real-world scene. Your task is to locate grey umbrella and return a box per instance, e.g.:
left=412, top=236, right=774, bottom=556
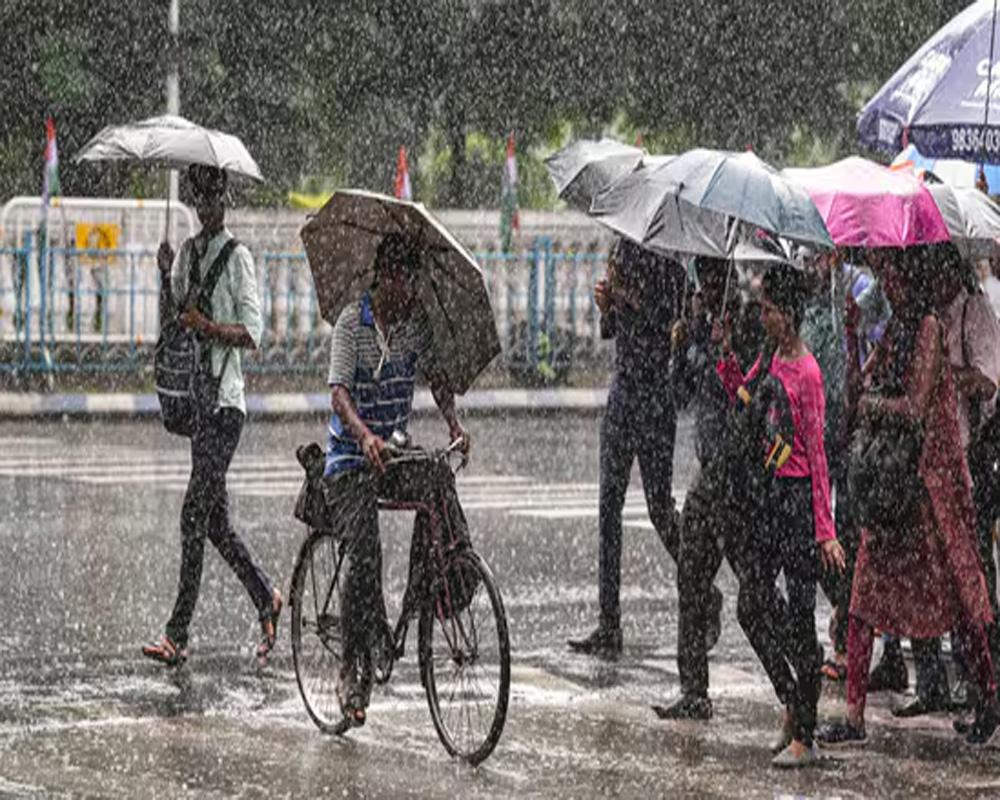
left=300, top=190, right=500, bottom=395
left=544, top=138, right=645, bottom=211
left=925, top=183, right=1000, bottom=260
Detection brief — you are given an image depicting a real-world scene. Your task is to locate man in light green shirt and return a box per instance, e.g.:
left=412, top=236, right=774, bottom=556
left=143, top=165, right=280, bottom=668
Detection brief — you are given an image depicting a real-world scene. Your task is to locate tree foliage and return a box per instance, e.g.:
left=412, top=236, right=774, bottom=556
left=0, top=0, right=973, bottom=207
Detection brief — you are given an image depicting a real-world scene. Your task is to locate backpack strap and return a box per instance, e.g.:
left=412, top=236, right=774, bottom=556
left=195, top=238, right=240, bottom=316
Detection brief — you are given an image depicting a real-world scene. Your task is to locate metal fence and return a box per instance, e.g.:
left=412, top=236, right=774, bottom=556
left=0, top=236, right=611, bottom=382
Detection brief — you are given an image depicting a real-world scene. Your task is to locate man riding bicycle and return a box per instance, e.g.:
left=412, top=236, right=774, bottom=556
left=322, top=232, right=470, bottom=726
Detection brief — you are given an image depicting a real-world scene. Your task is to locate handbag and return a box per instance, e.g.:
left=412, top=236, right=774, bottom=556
left=848, top=409, right=925, bottom=540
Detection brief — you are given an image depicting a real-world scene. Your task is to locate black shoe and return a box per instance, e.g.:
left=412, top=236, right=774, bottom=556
left=868, top=653, right=908, bottom=693
left=651, top=694, right=712, bottom=721
left=816, top=720, right=867, bottom=748
left=892, top=694, right=950, bottom=718
left=705, top=588, right=723, bottom=652
left=966, top=700, right=1000, bottom=745
left=954, top=713, right=974, bottom=736
left=568, top=625, right=622, bottom=657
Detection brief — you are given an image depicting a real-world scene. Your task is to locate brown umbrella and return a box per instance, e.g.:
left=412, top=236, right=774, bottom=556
left=300, top=189, right=501, bottom=395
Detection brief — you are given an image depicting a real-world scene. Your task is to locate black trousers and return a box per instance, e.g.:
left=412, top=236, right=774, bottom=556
left=676, top=458, right=744, bottom=698
left=737, top=478, right=821, bottom=746
left=598, top=381, right=679, bottom=629
left=326, top=458, right=468, bottom=695
left=972, top=452, right=1000, bottom=680
left=166, top=407, right=274, bottom=648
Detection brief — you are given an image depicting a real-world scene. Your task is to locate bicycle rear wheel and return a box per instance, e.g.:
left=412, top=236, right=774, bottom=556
left=418, top=549, right=510, bottom=765
left=290, top=528, right=351, bottom=735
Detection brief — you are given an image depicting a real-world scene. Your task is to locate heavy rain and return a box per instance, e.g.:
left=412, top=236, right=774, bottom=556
left=3, top=1, right=1000, bottom=797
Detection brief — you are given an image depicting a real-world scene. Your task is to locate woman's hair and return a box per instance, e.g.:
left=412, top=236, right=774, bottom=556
left=761, top=262, right=807, bottom=331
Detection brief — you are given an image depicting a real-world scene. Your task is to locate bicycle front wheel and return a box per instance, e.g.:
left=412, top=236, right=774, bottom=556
left=418, top=549, right=510, bottom=765
left=290, top=528, right=351, bottom=735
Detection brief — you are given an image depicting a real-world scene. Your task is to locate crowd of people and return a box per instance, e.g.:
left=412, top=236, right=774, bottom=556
left=569, top=236, right=1000, bottom=767
left=137, top=164, right=1000, bottom=768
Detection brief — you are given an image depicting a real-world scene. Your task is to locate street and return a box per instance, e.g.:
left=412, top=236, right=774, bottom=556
left=1, top=412, right=999, bottom=798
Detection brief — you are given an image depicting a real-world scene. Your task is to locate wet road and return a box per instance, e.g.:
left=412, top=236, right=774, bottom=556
left=1, top=413, right=999, bottom=798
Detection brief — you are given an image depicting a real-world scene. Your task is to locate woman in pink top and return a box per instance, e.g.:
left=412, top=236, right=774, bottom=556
left=717, top=263, right=845, bottom=768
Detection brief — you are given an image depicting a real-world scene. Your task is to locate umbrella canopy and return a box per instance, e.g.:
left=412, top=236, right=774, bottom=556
left=545, top=139, right=645, bottom=210
left=926, top=182, right=1000, bottom=259
left=590, top=148, right=831, bottom=257
left=659, top=149, right=833, bottom=249
left=75, top=114, right=264, bottom=182
left=893, top=143, right=1000, bottom=193
left=782, top=157, right=951, bottom=248
left=300, top=190, right=500, bottom=395
left=858, top=1, right=1000, bottom=162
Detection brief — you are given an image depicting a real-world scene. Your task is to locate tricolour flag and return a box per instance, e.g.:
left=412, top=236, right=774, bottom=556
left=394, top=145, right=412, bottom=200
left=42, top=116, right=60, bottom=210
left=500, top=132, right=519, bottom=252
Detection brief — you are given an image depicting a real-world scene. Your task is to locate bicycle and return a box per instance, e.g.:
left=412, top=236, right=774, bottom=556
left=289, top=436, right=511, bottom=765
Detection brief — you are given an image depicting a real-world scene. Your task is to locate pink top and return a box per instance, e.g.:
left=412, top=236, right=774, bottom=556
left=716, top=351, right=836, bottom=543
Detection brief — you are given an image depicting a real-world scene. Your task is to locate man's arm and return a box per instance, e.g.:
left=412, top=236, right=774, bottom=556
left=331, top=384, right=386, bottom=472
left=180, top=243, right=261, bottom=349
left=429, top=374, right=466, bottom=444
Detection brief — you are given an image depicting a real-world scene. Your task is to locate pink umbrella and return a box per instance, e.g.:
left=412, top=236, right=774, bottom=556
left=781, top=157, right=951, bottom=248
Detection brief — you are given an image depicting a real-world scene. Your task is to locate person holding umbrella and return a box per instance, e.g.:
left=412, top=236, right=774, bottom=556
left=567, top=238, right=711, bottom=658
left=818, top=247, right=1000, bottom=748
left=320, top=232, right=471, bottom=726
left=142, top=165, right=281, bottom=667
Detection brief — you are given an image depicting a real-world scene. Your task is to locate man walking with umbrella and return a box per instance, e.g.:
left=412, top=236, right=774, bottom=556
left=568, top=238, right=721, bottom=658
left=142, top=165, right=281, bottom=667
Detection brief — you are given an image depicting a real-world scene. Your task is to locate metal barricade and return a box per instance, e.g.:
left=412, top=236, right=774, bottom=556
left=0, top=236, right=611, bottom=381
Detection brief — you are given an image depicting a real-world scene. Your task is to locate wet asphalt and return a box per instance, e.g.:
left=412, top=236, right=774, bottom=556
left=1, top=412, right=999, bottom=798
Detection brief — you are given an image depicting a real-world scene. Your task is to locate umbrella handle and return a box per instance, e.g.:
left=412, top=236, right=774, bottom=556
left=164, top=191, right=172, bottom=245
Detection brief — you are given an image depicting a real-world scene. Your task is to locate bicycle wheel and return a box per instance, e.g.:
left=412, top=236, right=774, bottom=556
left=290, top=528, right=351, bottom=735
left=419, top=549, right=510, bottom=765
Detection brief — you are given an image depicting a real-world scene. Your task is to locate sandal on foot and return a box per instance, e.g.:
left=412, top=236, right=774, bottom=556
left=820, top=658, right=847, bottom=682
left=142, top=635, right=187, bottom=667
left=256, top=589, right=283, bottom=662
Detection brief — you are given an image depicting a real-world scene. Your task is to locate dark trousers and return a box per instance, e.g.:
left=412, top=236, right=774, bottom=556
left=329, top=458, right=468, bottom=692
left=676, top=459, right=743, bottom=697
left=598, top=384, right=679, bottom=629
left=972, top=454, right=1000, bottom=681
left=737, top=478, right=821, bottom=746
left=816, top=456, right=859, bottom=655
left=166, top=407, right=274, bottom=648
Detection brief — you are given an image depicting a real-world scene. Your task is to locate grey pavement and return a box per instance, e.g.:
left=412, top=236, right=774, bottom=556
left=0, top=414, right=999, bottom=798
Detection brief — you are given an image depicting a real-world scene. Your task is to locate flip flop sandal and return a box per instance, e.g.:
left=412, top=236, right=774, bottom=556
left=142, top=635, right=188, bottom=667
left=257, top=590, right=283, bottom=663
left=820, top=658, right=847, bottom=681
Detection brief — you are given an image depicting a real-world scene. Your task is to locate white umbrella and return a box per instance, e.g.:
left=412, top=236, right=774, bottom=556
left=76, top=114, right=263, bottom=180
left=925, top=183, right=1000, bottom=260
left=75, top=114, right=264, bottom=240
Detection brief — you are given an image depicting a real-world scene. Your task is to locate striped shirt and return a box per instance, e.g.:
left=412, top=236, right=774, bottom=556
left=325, top=292, right=437, bottom=475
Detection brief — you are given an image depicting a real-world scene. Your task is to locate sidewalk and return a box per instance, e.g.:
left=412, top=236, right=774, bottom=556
left=0, top=388, right=609, bottom=419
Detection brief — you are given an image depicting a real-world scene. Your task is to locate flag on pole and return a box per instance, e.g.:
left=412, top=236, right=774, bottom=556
left=500, top=131, right=520, bottom=252
left=42, top=116, right=60, bottom=210
left=394, top=145, right=412, bottom=200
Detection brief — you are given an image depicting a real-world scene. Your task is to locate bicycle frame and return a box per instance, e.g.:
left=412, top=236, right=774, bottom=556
left=315, top=445, right=470, bottom=674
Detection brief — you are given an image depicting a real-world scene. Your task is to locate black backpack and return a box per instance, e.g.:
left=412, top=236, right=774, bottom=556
left=154, top=238, right=238, bottom=437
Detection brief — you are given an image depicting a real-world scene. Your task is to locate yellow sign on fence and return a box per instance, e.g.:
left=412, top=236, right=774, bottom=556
left=74, top=222, right=120, bottom=263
